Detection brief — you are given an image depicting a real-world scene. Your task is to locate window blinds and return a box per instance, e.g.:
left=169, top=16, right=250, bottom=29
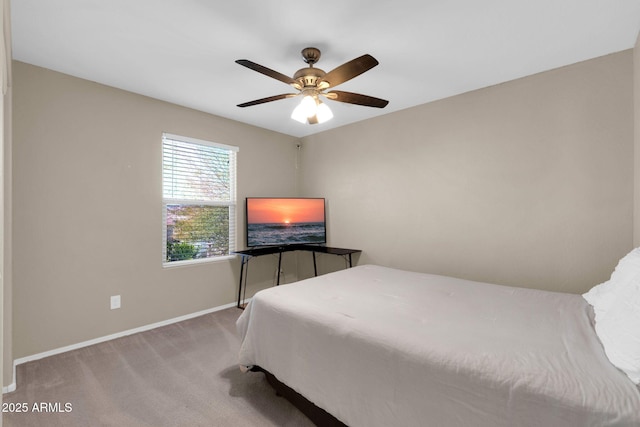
left=162, top=134, right=237, bottom=203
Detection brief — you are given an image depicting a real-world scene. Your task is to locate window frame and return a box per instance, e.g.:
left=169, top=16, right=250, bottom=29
left=161, top=132, right=238, bottom=267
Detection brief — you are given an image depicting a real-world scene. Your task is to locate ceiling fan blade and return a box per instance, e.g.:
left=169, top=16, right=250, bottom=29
left=318, top=54, right=379, bottom=89
left=237, top=93, right=298, bottom=108
left=236, top=59, right=301, bottom=89
left=325, top=90, right=389, bottom=108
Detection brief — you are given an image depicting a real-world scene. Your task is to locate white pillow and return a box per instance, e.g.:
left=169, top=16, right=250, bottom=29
left=582, top=279, right=615, bottom=321
left=593, top=277, right=640, bottom=384
left=583, top=248, right=640, bottom=321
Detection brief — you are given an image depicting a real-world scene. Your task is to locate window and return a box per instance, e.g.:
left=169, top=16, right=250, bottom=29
left=162, top=133, right=238, bottom=266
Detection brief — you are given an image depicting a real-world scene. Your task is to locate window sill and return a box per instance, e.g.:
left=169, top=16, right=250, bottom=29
left=162, top=254, right=236, bottom=268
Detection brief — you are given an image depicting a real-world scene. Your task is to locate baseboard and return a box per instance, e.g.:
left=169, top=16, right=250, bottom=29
left=3, top=300, right=246, bottom=394
left=3, top=381, right=16, bottom=394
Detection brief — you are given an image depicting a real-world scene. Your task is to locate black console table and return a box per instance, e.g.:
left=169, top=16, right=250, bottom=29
left=234, top=244, right=361, bottom=309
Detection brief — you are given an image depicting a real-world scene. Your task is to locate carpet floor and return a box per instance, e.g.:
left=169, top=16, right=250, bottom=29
left=2, top=307, right=315, bottom=426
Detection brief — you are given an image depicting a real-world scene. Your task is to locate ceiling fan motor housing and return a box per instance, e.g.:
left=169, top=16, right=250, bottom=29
left=294, top=67, right=325, bottom=89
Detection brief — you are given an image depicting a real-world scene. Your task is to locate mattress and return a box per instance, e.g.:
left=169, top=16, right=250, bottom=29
left=237, top=265, right=640, bottom=426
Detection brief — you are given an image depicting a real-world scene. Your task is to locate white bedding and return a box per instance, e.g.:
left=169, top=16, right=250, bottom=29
left=237, top=265, right=640, bottom=426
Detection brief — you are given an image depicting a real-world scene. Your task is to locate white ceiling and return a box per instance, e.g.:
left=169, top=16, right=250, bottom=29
left=11, top=0, right=640, bottom=138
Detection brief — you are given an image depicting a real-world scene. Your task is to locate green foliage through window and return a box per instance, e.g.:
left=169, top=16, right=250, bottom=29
left=166, top=242, right=198, bottom=262
left=165, top=205, right=230, bottom=261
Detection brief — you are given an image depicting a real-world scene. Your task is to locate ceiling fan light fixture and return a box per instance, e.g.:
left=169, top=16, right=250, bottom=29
left=291, top=102, right=308, bottom=123
left=292, top=95, right=332, bottom=124
left=316, top=101, right=333, bottom=124
left=300, top=95, right=317, bottom=117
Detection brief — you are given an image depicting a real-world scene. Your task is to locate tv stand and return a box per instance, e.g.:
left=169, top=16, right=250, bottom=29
left=234, top=244, right=361, bottom=309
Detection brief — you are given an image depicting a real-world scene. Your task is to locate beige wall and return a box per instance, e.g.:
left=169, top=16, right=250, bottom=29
left=299, top=51, right=634, bottom=294
left=12, top=62, right=299, bottom=359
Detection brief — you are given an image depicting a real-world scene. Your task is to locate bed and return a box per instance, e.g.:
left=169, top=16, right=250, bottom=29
left=236, top=263, right=640, bottom=426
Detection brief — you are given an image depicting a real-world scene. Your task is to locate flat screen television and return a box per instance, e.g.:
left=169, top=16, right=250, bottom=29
left=245, top=197, right=326, bottom=247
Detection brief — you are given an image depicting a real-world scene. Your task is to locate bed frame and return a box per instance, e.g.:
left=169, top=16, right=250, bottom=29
left=251, top=366, right=346, bottom=427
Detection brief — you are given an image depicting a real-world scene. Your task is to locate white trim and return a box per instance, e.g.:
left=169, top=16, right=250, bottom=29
left=3, top=300, right=247, bottom=394
left=162, top=254, right=236, bottom=268
left=3, top=380, right=15, bottom=394
left=162, top=132, right=239, bottom=152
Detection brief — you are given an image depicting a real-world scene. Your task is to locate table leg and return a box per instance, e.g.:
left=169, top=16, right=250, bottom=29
left=237, top=256, right=247, bottom=308
left=276, top=251, right=283, bottom=285
left=313, top=252, right=318, bottom=276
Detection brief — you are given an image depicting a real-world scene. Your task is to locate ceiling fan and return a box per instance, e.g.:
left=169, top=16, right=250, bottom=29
left=236, top=47, right=389, bottom=124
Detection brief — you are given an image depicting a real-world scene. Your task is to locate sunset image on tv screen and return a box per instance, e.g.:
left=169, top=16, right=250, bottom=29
left=246, top=198, right=326, bottom=247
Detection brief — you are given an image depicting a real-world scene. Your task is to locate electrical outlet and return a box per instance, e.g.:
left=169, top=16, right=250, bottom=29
left=110, top=295, right=121, bottom=310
